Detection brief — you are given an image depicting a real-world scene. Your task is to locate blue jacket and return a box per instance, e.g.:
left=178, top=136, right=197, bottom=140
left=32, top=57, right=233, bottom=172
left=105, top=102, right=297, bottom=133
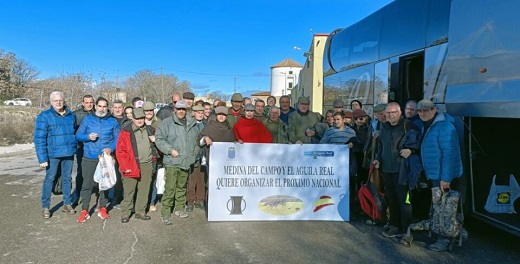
left=76, top=113, right=121, bottom=159
left=420, top=113, right=462, bottom=183
left=34, top=106, right=77, bottom=163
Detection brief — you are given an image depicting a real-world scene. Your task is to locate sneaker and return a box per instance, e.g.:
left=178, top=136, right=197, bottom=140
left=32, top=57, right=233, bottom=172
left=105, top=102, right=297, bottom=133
left=112, top=204, right=121, bottom=210
left=62, top=205, right=76, bottom=215
left=42, top=208, right=51, bottom=219
left=161, top=216, right=173, bottom=225
left=77, top=210, right=90, bottom=223
left=97, top=207, right=109, bottom=219
left=401, top=234, right=413, bottom=247
left=382, top=226, right=401, bottom=238
left=149, top=205, right=157, bottom=212
left=174, top=210, right=189, bottom=218
left=186, top=204, right=194, bottom=212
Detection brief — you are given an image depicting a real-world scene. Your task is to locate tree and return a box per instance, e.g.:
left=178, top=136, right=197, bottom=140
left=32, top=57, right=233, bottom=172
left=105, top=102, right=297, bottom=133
left=124, top=70, right=192, bottom=104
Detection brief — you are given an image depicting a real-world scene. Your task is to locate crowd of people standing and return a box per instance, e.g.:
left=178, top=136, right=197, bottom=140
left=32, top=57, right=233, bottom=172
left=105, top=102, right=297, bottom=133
left=34, top=90, right=462, bottom=251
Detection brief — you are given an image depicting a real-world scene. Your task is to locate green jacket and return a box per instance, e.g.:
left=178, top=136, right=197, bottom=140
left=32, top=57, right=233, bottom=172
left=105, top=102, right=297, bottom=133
left=226, top=107, right=244, bottom=127
left=263, top=119, right=289, bottom=143
left=288, top=110, right=321, bottom=143
left=155, top=115, right=199, bottom=170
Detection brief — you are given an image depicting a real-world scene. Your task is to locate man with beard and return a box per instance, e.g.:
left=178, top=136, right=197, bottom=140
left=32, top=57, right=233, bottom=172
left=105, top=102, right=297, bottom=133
left=34, top=91, right=77, bottom=218
left=72, top=95, right=94, bottom=204
left=186, top=105, right=207, bottom=212
left=263, top=106, right=289, bottom=143
left=75, top=97, right=121, bottom=223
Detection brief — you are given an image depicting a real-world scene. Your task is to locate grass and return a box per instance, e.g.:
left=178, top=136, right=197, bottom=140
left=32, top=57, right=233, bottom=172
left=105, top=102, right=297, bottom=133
left=0, top=106, right=41, bottom=146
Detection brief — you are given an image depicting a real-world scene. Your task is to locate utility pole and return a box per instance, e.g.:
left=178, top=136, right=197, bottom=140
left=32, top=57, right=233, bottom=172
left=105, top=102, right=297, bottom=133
left=233, top=77, right=237, bottom=94
left=161, top=67, right=164, bottom=103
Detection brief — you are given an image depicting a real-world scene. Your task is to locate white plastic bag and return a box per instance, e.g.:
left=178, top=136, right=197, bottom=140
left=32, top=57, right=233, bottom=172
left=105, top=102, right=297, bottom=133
left=156, top=168, right=165, bottom=194
left=94, top=153, right=117, bottom=191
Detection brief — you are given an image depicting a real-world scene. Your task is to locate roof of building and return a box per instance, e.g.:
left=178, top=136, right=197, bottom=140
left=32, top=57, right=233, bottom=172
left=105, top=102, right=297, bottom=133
left=271, top=58, right=304, bottom=69
left=251, top=91, right=271, bottom=96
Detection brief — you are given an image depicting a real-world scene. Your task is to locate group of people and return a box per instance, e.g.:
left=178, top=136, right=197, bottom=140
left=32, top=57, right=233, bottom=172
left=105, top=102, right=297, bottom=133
left=34, top=90, right=462, bottom=251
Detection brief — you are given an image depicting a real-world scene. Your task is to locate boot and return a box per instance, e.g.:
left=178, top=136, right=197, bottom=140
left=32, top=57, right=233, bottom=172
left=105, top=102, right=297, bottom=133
left=427, top=237, right=451, bottom=252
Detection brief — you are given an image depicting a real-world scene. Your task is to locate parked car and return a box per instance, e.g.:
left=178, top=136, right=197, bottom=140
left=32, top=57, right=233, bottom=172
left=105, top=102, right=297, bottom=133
left=3, top=98, right=32, bottom=106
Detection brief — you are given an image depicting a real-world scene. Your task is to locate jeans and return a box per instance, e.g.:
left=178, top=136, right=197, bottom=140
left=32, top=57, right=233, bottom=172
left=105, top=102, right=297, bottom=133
left=41, top=156, right=74, bottom=209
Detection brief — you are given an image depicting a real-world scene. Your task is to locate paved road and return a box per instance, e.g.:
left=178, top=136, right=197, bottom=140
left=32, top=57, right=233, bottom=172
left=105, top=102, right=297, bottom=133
left=0, top=152, right=519, bottom=264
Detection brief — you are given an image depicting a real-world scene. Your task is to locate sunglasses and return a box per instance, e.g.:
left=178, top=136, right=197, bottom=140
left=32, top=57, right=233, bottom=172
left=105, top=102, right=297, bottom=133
left=355, top=116, right=366, bottom=120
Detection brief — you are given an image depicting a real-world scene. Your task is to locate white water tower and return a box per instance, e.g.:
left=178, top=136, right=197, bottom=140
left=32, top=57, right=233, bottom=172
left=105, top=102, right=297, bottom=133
left=270, top=58, right=303, bottom=96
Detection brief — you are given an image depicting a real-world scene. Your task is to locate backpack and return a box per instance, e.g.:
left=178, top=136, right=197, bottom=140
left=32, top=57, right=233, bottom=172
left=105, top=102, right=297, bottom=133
left=358, top=163, right=387, bottom=221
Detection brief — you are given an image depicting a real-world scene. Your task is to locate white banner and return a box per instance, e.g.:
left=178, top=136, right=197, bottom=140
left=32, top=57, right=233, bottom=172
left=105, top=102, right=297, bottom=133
left=208, top=142, right=350, bottom=221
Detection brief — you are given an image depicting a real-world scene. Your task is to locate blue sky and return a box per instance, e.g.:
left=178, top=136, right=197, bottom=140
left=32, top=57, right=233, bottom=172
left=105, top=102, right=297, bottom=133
left=1, top=0, right=393, bottom=96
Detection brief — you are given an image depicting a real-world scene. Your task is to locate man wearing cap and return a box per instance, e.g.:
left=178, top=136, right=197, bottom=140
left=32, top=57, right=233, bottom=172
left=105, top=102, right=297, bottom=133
left=183, top=92, right=195, bottom=115
left=333, top=99, right=345, bottom=112
left=143, top=101, right=161, bottom=129
left=371, top=103, right=388, bottom=133
left=116, top=108, right=158, bottom=223
left=186, top=105, right=207, bottom=212
left=417, top=99, right=462, bottom=251
left=157, top=93, right=181, bottom=120
left=288, top=96, right=321, bottom=144
left=227, top=93, right=244, bottom=127
left=234, top=104, right=273, bottom=143
left=279, top=95, right=295, bottom=125
left=155, top=100, right=200, bottom=224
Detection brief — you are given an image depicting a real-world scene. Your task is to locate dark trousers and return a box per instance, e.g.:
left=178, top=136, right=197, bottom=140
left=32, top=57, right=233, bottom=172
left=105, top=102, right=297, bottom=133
left=383, top=172, right=412, bottom=231
left=74, top=148, right=84, bottom=196
left=109, top=160, right=124, bottom=205
left=187, top=165, right=206, bottom=204
left=80, top=157, right=109, bottom=211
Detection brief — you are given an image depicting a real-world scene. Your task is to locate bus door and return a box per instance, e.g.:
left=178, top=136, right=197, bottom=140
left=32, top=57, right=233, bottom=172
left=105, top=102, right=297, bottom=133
left=389, top=52, right=425, bottom=108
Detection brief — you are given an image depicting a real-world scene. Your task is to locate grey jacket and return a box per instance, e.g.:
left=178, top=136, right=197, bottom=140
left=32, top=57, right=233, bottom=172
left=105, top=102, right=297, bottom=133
left=155, top=115, right=199, bottom=170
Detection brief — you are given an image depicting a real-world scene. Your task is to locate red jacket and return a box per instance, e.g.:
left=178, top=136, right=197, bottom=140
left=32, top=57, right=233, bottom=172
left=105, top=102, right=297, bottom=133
left=233, top=117, right=273, bottom=143
left=116, top=124, right=157, bottom=178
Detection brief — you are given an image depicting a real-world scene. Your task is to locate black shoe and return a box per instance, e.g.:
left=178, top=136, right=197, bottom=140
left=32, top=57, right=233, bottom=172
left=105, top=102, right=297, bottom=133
left=186, top=204, right=194, bottom=212
left=121, top=215, right=130, bottom=223
left=134, top=213, right=151, bottom=221
left=382, top=226, right=402, bottom=238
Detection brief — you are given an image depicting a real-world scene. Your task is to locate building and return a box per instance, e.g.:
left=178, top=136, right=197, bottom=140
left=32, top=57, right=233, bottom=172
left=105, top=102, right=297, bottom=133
left=291, top=33, right=329, bottom=113
left=270, top=58, right=303, bottom=97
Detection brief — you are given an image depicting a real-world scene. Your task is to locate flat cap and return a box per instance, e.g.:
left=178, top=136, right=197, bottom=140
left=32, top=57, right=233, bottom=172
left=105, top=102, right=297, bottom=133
left=175, top=100, right=187, bottom=109
left=192, top=105, right=205, bottom=111
left=231, top=93, right=243, bottom=102
left=132, top=107, right=145, bottom=119
left=373, top=103, right=388, bottom=113
left=215, top=106, right=228, bottom=115
left=143, top=101, right=155, bottom=111
left=417, top=99, right=435, bottom=110
left=298, top=96, right=310, bottom=104
left=183, top=92, right=195, bottom=99
left=244, top=103, right=255, bottom=111
left=333, top=99, right=345, bottom=108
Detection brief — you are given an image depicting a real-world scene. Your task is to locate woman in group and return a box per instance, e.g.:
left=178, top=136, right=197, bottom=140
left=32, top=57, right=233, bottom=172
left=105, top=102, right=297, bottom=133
left=233, top=104, right=272, bottom=143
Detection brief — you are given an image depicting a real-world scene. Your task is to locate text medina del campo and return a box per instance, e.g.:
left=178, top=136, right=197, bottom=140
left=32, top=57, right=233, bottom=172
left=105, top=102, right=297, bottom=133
left=216, top=165, right=341, bottom=189
left=223, top=165, right=334, bottom=176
